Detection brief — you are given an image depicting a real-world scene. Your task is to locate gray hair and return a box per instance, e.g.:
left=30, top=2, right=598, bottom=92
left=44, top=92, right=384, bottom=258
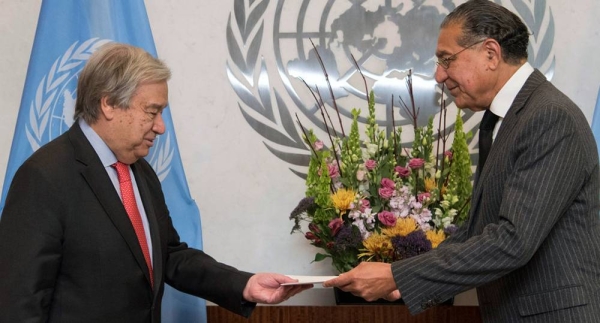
left=74, top=42, right=171, bottom=124
left=441, top=0, right=529, bottom=64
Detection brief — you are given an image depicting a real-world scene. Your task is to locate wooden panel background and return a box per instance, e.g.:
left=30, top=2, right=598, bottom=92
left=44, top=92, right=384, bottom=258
left=207, top=305, right=482, bottom=323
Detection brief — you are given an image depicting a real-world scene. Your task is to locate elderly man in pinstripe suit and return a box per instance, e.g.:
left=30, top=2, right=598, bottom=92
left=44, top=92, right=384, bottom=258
left=324, top=0, right=600, bottom=321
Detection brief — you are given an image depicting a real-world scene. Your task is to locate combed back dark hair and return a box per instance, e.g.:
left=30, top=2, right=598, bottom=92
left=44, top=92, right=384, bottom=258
left=74, top=42, right=171, bottom=124
left=441, top=0, right=529, bottom=64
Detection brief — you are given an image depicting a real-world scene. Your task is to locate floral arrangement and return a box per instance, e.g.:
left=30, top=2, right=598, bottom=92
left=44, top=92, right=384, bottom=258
left=290, top=50, right=473, bottom=273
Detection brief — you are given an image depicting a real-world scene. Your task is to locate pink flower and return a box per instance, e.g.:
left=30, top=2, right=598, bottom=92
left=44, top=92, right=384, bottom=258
left=359, top=199, right=370, bottom=212
left=327, top=164, right=340, bottom=178
left=418, top=192, right=431, bottom=203
left=328, top=218, right=343, bottom=236
left=444, top=150, right=453, bottom=160
left=365, top=159, right=377, bottom=170
left=380, top=178, right=395, bottom=189
left=314, top=140, right=324, bottom=151
left=408, top=158, right=425, bottom=169
left=378, top=187, right=395, bottom=199
left=395, top=166, right=411, bottom=178
left=378, top=211, right=397, bottom=227
left=356, top=169, right=366, bottom=181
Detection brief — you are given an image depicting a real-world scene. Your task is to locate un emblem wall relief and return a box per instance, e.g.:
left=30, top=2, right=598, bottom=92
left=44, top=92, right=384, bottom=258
left=25, top=38, right=175, bottom=182
left=226, top=0, right=555, bottom=177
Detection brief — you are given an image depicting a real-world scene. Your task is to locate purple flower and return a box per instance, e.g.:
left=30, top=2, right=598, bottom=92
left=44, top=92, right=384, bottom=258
left=378, top=211, right=397, bottom=227
left=365, top=159, right=377, bottom=170
left=328, top=218, right=344, bottom=236
left=333, top=225, right=362, bottom=252
left=391, top=230, right=432, bottom=259
left=444, top=225, right=458, bottom=236
left=290, top=197, right=315, bottom=219
left=408, top=158, right=425, bottom=170
left=395, top=166, right=411, bottom=178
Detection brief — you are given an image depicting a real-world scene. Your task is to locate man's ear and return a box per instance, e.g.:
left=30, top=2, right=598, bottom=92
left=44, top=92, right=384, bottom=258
left=100, top=96, right=115, bottom=120
left=483, top=38, right=502, bottom=71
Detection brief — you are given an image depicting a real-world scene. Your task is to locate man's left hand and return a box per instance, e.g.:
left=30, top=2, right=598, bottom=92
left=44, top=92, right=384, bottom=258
left=243, top=273, right=313, bottom=304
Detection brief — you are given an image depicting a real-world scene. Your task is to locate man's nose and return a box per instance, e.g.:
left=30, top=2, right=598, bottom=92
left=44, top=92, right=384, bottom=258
left=434, top=64, right=448, bottom=83
left=153, top=113, right=166, bottom=134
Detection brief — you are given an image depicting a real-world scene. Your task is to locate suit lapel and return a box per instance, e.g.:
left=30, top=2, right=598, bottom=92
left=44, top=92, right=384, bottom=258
left=68, top=123, right=154, bottom=288
left=469, top=70, right=548, bottom=224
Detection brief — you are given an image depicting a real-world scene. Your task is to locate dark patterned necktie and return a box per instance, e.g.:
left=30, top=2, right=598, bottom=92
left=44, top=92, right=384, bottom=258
left=478, top=110, right=500, bottom=171
left=113, top=162, right=154, bottom=288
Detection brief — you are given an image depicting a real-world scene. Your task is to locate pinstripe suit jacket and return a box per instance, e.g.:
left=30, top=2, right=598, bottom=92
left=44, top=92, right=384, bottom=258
left=392, top=70, right=600, bottom=322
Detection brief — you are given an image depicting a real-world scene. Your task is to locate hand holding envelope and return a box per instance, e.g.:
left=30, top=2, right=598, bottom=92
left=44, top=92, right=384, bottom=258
left=281, top=275, right=339, bottom=286
left=322, top=262, right=401, bottom=302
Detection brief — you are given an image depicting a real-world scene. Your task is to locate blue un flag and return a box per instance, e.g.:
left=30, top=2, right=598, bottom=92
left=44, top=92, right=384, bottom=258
left=592, top=86, right=600, bottom=156
left=0, top=1, right=206, bottom=322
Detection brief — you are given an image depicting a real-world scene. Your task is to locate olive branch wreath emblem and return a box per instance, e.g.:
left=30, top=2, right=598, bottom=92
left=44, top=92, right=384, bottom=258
left=226, top=0, right=554, bottom=177
left=25, top=38, right=175, bottom=182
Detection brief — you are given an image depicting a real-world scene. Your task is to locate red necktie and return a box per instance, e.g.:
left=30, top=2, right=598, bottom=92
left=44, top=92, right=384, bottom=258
left=113, top=162, right=153, bottom=288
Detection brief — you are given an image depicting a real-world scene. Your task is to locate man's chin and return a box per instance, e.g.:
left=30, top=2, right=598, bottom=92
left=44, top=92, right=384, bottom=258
left=133, top=147, right=151, bottom=160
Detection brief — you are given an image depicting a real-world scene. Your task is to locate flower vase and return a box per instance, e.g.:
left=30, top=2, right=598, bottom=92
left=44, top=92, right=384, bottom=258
left=333, top=288, right=454, bottom=306
left=333, top=287, right=405, bottom=305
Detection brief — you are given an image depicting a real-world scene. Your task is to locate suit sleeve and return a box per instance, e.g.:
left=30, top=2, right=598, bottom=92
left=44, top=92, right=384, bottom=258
left=391, top=103, right=594, bottom=314
left=162, top=221, right=256, bottom=317
left=0, top=159, right=63, bottom=322
left=137, top=160, right=256, bottom=317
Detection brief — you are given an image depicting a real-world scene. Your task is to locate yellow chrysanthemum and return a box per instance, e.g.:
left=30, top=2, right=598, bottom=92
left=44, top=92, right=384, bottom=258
left=330, top=188, right=355, bottom=213
left=358, top=233, right=393, bottom=261
left=424, top=177, right=437, bottom=192
left=426, top=229, right=446, bottom=248
left=381, top=217, right=418, bottom=237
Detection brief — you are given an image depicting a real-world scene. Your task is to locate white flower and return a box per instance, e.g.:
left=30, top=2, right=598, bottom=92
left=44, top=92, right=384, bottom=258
left=448, top=209, right=458, bottom=218
left=348, top=210, right=361, bottom=220
left=366, top=144, right=378, bottom=157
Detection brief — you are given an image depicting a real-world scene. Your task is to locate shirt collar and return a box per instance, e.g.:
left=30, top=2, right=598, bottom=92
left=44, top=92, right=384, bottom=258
left=78, top=118, right=118, bottom=167
left=489, top=62, right=534, bottom=118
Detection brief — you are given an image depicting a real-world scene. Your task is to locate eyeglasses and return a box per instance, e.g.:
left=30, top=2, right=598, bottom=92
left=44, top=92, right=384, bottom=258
left=436, top=39, right=485, bottom=69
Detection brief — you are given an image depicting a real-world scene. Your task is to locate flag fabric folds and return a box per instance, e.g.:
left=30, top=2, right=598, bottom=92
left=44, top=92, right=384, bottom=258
left=592, top=86, right=600, bottom=156
left=0, top=1, right=206, bottom=322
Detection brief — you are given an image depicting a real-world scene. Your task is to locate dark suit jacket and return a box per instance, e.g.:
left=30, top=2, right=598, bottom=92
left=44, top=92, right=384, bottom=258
left=0, top=122, right=254, bottom=322
left=392, top=70, right=600, bottom=322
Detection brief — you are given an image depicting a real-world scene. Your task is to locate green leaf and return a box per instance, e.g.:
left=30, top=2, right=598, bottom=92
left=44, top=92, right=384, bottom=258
left=314, top=253, right=330, bottom=262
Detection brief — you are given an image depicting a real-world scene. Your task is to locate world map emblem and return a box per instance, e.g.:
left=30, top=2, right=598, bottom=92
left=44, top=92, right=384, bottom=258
left=227, top=0, right=555, bottom=177
left=25, top=38, right=175, bottom=182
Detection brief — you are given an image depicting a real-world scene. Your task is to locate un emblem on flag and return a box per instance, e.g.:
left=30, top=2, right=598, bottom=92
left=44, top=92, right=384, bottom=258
left=25, top=38, right=111, bottom=151
left=226, top=0, right=555, bottom=177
